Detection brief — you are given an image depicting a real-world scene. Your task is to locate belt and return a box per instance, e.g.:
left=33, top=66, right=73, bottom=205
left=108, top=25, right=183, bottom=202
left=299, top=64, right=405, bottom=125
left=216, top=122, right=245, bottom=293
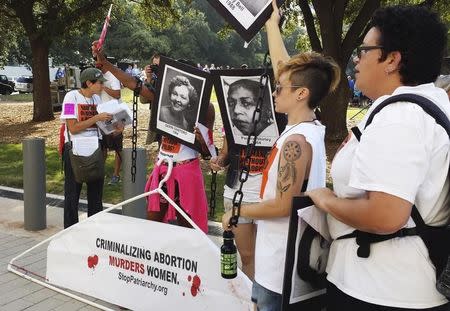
left=159, top=158, right=196, bottom=167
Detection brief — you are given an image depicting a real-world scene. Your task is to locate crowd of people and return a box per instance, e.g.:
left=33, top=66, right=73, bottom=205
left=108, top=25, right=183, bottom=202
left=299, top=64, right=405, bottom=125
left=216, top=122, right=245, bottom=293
left=59, top=1, right=450, bottom=310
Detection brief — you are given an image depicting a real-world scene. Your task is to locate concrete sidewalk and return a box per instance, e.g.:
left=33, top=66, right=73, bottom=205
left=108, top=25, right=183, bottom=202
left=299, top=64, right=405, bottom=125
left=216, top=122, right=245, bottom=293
left=0, top=190, right=224, bottom=310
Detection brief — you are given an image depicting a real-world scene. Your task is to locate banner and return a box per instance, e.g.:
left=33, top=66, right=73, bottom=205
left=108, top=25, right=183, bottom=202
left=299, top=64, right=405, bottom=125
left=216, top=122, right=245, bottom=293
left=47, top=213, right=252, bottom=310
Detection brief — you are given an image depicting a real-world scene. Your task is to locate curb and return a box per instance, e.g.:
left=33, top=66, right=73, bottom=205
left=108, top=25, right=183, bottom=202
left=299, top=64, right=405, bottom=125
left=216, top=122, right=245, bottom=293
left=0, top=185, right=223, bottom=236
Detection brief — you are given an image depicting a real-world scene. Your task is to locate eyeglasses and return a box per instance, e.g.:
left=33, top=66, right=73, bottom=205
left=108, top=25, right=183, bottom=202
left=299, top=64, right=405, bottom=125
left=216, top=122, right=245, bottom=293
left=355, top=45, right=384, bottom=59
left=275, top=83, right=303, bottom=95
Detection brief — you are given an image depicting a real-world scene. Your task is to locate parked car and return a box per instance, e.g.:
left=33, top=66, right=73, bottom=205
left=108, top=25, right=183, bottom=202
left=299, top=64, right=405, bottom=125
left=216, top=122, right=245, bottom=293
left=15, top=76, right=33, bottom=93
left=0, top=74, right=15, bottom=95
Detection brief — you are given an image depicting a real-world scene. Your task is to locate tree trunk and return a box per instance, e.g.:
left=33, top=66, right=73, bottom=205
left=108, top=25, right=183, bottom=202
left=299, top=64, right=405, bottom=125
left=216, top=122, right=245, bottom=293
left=320, top=69, right=351, bottom=142
left=30, top=39, right=54, bottom=121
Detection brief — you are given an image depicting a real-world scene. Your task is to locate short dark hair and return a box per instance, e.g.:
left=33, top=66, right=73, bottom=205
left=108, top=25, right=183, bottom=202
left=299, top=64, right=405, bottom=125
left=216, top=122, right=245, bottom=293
left=81, top=80, right=98, bottom=89
left=370, top=5, right=447, bottom=85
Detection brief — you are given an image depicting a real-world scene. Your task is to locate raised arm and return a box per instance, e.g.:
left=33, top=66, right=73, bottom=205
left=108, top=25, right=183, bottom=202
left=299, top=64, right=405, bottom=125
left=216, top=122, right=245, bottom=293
left=92, top=41, right=154, bottom=101
left=266, top=0, right=290, bottom=79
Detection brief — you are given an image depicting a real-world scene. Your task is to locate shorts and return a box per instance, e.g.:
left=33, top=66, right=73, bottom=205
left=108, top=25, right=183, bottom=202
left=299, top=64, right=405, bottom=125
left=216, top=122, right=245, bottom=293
left=102, top=133, right=123, bottom=152
left=251, top=281, right=282, bottom=311
left=223, top=198, right=254, bottom=224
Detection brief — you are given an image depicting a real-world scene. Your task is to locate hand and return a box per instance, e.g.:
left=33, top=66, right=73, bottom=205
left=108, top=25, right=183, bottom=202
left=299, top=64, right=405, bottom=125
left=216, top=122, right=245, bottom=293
left=222, top=210, right=233, bottom=230
left=210, top=155, right=227, bottom=171
left=305, top=187, right=336, bottom=213
left=266, top=0, right=282, bottom=27
left=210, top=156, right=222, bottom=171
left=91, top=40, right=107, bottom=66
left=95, top=112, right=113, bottom=122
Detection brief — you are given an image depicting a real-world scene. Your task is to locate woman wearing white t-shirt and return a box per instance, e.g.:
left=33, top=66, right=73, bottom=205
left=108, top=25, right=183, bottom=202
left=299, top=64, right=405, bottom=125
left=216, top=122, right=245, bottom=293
left=221, top=53, right=340, bottom=311
left=60, top=68, right=112, bottom=228
left=307, top=5, right=450, bottom=311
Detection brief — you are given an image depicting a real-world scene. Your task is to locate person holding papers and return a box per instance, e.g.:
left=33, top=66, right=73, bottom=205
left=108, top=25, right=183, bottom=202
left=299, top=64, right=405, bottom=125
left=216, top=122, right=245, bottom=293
left=60, top=68, right=113, bottom=228
left=99, top=63, right=124, bottom=185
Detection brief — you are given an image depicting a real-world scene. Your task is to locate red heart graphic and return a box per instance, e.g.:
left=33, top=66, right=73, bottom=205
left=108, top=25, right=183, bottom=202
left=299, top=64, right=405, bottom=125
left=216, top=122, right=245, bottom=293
left=87, top=256, right=94, bottom=268
left=92, top=255, right=99, bottom=266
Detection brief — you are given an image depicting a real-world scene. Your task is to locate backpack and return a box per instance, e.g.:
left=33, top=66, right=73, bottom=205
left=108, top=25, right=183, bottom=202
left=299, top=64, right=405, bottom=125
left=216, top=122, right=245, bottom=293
left=338, top=93, right=450, bottom=298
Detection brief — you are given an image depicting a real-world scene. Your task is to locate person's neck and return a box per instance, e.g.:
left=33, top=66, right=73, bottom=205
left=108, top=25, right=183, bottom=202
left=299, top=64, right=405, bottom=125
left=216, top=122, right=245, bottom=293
left=79, top=88, right=93, bottom=98
left=369, top=76, right=403, bottom=101
left=287, top=106, right=316, bottom=125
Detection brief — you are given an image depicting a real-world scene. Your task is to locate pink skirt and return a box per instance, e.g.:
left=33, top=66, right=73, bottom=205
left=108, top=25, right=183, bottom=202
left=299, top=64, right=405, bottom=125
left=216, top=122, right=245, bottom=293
left=145, top=158, right=208, bottom=233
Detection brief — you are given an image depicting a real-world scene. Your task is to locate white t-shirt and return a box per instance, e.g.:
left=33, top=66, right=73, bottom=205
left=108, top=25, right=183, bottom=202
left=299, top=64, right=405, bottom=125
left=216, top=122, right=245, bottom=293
left=60, top=90, right=102, bottom=143
left=157, top=136, right=198, bottom=162
left=101, top=71, right=121, bottom=103
left=327, top=83, right=450, bottom=308
left=255, top=121, right=326, bottom=294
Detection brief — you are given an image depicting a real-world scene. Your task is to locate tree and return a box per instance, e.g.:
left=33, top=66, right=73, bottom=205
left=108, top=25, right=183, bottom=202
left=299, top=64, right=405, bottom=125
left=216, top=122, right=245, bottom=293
left=0, top=0, right=113, bottom=121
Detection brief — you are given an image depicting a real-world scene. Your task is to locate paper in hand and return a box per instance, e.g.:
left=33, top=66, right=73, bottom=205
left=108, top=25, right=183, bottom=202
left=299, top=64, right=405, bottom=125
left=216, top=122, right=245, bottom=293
left=196, top=122, right=217, bottom=158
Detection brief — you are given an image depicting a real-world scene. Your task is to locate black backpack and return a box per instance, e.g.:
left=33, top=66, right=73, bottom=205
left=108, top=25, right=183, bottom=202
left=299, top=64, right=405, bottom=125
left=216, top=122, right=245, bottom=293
left=338, top=93, right=450, bottom=298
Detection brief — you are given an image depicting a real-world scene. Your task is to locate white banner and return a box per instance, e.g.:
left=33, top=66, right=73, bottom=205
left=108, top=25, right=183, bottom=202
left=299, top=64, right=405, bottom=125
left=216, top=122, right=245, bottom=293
left=47, top=213, right=252, bottom=310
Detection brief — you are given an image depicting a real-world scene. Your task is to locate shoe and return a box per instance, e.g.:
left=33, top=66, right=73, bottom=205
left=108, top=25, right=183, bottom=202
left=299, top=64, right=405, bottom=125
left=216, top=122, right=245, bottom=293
left=108, top=175, right=120, bottom=185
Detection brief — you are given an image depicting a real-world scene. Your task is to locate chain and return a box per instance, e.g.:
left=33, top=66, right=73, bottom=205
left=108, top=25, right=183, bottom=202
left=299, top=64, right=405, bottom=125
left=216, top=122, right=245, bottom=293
left=131, top=83, right=140, bottom=183
left=229, top=52, right=271, bottom=228
left=209, top=169, right=217, bottom=217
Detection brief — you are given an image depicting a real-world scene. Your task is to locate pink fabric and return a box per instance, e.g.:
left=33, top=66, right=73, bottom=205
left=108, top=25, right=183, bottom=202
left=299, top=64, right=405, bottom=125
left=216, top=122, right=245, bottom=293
left=145, top=158, right=208, bottom=233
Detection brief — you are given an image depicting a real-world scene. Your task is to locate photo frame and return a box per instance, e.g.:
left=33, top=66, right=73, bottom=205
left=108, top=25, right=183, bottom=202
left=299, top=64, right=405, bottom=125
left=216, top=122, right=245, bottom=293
left=206, top=0, right=285, bottom=42
left=281, top=196, right=328, bottom=311
left=211, top=68, right=279, bottom=148
left=150, top=56, right=213, bottom=151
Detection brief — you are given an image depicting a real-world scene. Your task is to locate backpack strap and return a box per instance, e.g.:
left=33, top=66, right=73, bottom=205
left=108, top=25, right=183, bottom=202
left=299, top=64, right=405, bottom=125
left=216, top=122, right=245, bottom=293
left=341, top=93, right=450, bottom=258
left=352, top=93, right=450, bottom=142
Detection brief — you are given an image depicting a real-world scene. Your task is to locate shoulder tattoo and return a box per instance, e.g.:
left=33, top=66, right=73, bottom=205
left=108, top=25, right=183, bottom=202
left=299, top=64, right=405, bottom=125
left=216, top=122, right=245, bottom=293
left=277, top=141, right=302, bottom=197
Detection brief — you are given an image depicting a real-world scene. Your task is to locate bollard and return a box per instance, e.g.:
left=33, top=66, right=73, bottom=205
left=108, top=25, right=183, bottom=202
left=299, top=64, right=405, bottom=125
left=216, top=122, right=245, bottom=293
left=23, top=138, right=47, bottom=231
left=122, top=148, right=148, bottom=219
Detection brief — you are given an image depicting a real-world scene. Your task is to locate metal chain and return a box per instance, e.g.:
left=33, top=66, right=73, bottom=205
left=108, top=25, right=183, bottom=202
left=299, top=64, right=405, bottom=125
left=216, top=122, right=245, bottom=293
left=229, top=52, right=271, bottom=227
left=131, top=87, right=139, bottom=183
left=209, top=170, right=217, bottom=217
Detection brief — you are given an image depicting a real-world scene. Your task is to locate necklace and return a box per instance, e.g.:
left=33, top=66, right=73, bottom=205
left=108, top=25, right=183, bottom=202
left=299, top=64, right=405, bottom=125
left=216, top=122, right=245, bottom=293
left=79, top=89, right=94, bottom=105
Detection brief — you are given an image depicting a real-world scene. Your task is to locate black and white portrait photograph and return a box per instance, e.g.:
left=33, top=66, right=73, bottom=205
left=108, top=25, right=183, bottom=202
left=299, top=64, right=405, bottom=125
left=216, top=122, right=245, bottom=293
left=206, top=0, right=285, bottom=42
left=151, top=57, right=212, bottom=149
left=212, top=69, right=279, bottom=148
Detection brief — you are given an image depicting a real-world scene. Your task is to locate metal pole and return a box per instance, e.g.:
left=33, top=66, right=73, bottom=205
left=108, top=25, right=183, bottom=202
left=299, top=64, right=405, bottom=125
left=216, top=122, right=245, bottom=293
left=122, top=148, right=147, bottom=219
left=22, top=138, right=46, bottom=231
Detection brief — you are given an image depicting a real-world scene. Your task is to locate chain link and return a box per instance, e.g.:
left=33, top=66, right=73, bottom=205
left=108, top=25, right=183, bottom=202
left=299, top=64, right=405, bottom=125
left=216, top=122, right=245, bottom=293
left=131, top=86, right=139, bottom=183
left=229, top=52, right=271, bottom=227
left=209, top=170, right=217, bottom=217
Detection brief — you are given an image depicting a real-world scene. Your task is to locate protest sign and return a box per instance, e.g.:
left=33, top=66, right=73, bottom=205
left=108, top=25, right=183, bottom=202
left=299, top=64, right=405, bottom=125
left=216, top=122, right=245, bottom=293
left=47, top=212, right=252, bottom=311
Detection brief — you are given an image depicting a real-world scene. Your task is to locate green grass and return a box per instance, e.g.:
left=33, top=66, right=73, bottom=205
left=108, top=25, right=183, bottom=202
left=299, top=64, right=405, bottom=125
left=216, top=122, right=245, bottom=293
left=0, top=143, right=225, bottom=222
left=0, top=93, right=33, bottom=102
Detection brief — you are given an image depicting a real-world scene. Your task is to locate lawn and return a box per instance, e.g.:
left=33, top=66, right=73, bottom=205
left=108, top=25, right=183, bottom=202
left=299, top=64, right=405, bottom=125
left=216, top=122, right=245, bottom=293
left=0, top=92, right=33, bottom=102
left=0, top=143, right=226, bottom=222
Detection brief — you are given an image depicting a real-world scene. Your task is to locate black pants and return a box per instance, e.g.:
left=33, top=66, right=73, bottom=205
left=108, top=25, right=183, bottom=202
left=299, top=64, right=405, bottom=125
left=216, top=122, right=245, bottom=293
left=63, top=143, right=104, bottom=228
left=326, top=282, right=449, bottom=311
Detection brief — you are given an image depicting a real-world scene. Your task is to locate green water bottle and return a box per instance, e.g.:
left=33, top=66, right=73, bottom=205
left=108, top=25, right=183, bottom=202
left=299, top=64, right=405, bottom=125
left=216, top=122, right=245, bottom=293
left=221, top=230, right=237, bottom=279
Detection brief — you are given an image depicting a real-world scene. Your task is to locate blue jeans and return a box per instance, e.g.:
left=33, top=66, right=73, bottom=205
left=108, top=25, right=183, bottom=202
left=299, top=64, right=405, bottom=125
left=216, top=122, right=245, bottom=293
left=251, top=281, right=282, bottom=311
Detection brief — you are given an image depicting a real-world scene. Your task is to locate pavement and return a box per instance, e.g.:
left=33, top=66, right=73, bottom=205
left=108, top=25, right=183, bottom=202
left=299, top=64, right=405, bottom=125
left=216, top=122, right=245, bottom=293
left=0, top=186, right=224, bottom=310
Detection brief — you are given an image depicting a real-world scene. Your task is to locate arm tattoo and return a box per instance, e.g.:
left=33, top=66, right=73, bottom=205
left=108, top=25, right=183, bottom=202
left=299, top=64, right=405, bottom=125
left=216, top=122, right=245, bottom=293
left=277, top=141, right=302, bottom=197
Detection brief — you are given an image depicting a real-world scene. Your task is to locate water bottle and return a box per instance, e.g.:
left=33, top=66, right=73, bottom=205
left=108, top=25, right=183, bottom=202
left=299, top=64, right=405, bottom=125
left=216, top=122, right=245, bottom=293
left=221, top=230, right=237, bottom=279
